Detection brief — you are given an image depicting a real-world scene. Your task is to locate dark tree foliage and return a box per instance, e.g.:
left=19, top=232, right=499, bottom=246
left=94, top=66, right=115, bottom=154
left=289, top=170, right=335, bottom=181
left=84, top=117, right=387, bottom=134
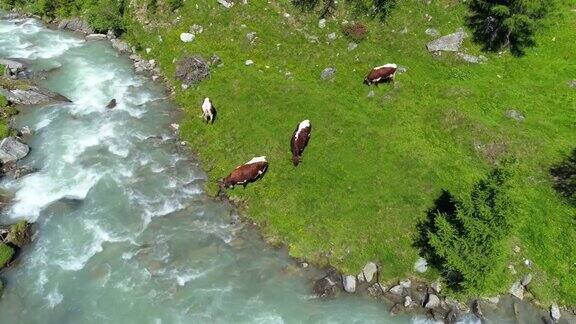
left=467, top=0, right=549, bottom=56
left=416, top=166, right=514, bottom=293
left=86, top=0, right=126, bottom=35
left=550, top=148, right=576, bottom=206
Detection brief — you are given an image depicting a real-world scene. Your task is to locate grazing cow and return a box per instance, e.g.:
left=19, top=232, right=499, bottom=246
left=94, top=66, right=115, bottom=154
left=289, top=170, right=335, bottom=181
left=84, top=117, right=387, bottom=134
left=221, top=156, right=268, bottom=189
left=201, top=97, right=217, bottom=124
left=363, top=63, right=397, bottom=85
left=291, top=120, right=311, bottom=166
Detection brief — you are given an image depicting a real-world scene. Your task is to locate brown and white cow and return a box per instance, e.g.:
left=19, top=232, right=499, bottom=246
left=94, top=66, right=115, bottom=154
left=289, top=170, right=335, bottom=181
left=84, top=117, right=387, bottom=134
left=363, top=64, right=397, bottom=85
left=201, top=97, right=217, bottom=124
left=221, top=156, right=268, bottom=189
left=291, top=120, right=311, bottom=166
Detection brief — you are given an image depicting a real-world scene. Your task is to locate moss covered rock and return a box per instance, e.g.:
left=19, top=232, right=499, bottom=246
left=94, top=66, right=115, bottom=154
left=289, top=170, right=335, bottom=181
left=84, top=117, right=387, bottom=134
left=6, top=221, right=31, bottom=248
left=0, top=243, right=14, bottom=269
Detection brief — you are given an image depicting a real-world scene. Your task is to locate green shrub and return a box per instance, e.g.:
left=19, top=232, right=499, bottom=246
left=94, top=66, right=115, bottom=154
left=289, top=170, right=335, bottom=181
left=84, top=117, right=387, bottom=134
left=550, top=148, right=576, bottom=206
left=86, top=0, right=126, bottom=35
left=0, top=243, right=14, bottom=269
left=342, top=22, right=368, bottom=42
left=467, top=0, right=549, bottom=55
left=417, top=165, right=514, bottom=294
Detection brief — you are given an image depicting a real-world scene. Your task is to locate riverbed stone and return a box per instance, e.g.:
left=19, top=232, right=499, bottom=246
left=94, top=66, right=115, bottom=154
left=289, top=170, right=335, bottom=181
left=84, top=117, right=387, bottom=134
left=404, top=295, right=413, bottom=308
left=343, top=275, right=356, bottom=293
left=431, top=279, right=441, bottom=293
left=389, top=303, right=402, bottom=316
left=550, top=303, right=561, bottom=321
left=509, top=281, right=524, bottom=300
left=85, top=34, right=107, bottom=41
left=366, top=282, right=385, bottom=297
left=361, top=262, right=378, bottom=283
left=399, top=279, right=411, bottom=288
left=389, top=284, right=404, bottom=295
left=472, top=300, right=484, bottom=319
left=312, top=273, right=338, bottom=298
left=0, top=137, right=29, bottom=163
left=111, top=38, right=131, bottom=54
left=0, top=58, right=27, bottom=76
left=426, top=30, right=466, bottom=52
left=424, top=293, right=440, bottom=309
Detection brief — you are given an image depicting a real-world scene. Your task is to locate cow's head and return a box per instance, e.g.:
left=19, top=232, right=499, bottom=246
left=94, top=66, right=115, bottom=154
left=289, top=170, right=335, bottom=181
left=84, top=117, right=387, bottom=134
left=363, top=78, right=371, bottom=86
left=219, top=178, right=234, bottom=189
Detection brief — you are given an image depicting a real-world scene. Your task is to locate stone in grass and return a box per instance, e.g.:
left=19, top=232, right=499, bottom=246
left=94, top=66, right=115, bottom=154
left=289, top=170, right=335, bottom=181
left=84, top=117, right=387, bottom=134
left=361, top=262, right=378, bottom=283
left=521, top=273, right=532, bottom=286
left=320, top=67, right=336, bottom=80
left=343, top=275, right=356, bottom=293
left=180, top=32, right=195, bottom=43
left=568, top=79, right=576, bottom=88
left=504, top=109, right=525, bottom=122
left=414, top=257, right=428, bottom=273
left=0, top=243, right=14, bottom=269
left=509, top=281, right=524, bottom=300
left=424, top=294, right=440, bottom=309
left=6, top=220, right=31, bottom=248
left=426, top=30, right=467, bottom=52
left=245, top=60, right=254, bottom=66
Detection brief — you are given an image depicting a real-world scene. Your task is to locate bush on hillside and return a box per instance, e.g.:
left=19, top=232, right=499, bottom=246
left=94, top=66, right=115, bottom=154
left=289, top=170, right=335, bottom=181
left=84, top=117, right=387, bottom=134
left=550, top=148, right=576, bottom=206
left=467, top=0, right=549, bottom=56
left=416, top=165, right=515, bottom=294
left=86, top=0, right=126, bottom=35
left=342, top=22, right=368, bottom=42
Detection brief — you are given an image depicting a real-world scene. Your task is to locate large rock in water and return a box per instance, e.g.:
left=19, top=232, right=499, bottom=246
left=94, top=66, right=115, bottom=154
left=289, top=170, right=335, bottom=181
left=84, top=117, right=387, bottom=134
left=0, top=58, right=27, bottom=76
left=5, top=221, right=31, bottom=248
left=550, top=303, right=561, bottom=322
left=427, top=30, right=467, bottom=52
left=175, top=56, right=210, bottom=86
left=58, top=18, right=93, bottom=34
left=0, top=85, right=71, bottom=106
left=0, top=137, right=29, bottom=163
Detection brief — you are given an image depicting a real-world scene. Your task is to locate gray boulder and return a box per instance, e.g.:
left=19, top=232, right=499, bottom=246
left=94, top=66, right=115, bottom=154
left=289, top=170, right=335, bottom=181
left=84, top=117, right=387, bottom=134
left=320, top=67, right=336, bottom=80
left=175, top=56, right=210, bottom=86
left=347, top=42, right=358, bottom=51
left=343, top=275, right=356, bottom=293
left=0, top=137, right=29, bottom=163
left=111, top=39, right=131, bottom=54
left=312, top=272, right=339, bottom=298
left=58, top=18, right=93, bottom=34
left=217, top=0, right=234, bottom=8
left=427, top=30, right=467, bottom=52
left=424, top=294, right=440, bottom=309
left=509, top=281, right=524, bottom=300
left=389, top=284, right=404, bottom=295
left=568, top=79, right=576, bottom=88
left=0, top=58, right=27, bottom=76
left=414, top=257, right=428, bottom=273
left=361, top=262, right=378, bottom=282
left=0, top=86, right=71, bottom=106
left=550, top=303, right=561, bottom=322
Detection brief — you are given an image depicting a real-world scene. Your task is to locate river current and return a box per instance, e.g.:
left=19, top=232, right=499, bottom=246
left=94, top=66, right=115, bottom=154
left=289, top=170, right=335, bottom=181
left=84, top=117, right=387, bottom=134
left=0, top=15, right=559, bottom=324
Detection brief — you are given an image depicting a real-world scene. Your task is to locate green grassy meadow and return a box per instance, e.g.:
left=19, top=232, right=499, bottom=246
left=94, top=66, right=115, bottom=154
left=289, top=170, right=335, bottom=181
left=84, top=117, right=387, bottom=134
left=122, top=0, right=576, bottom=304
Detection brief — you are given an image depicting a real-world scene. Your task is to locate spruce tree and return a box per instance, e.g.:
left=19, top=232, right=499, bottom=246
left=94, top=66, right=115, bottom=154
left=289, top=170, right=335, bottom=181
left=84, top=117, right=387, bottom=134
left=426, top=166, right=514, bottom=293
left=468, top=0, right=549, bottom=55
